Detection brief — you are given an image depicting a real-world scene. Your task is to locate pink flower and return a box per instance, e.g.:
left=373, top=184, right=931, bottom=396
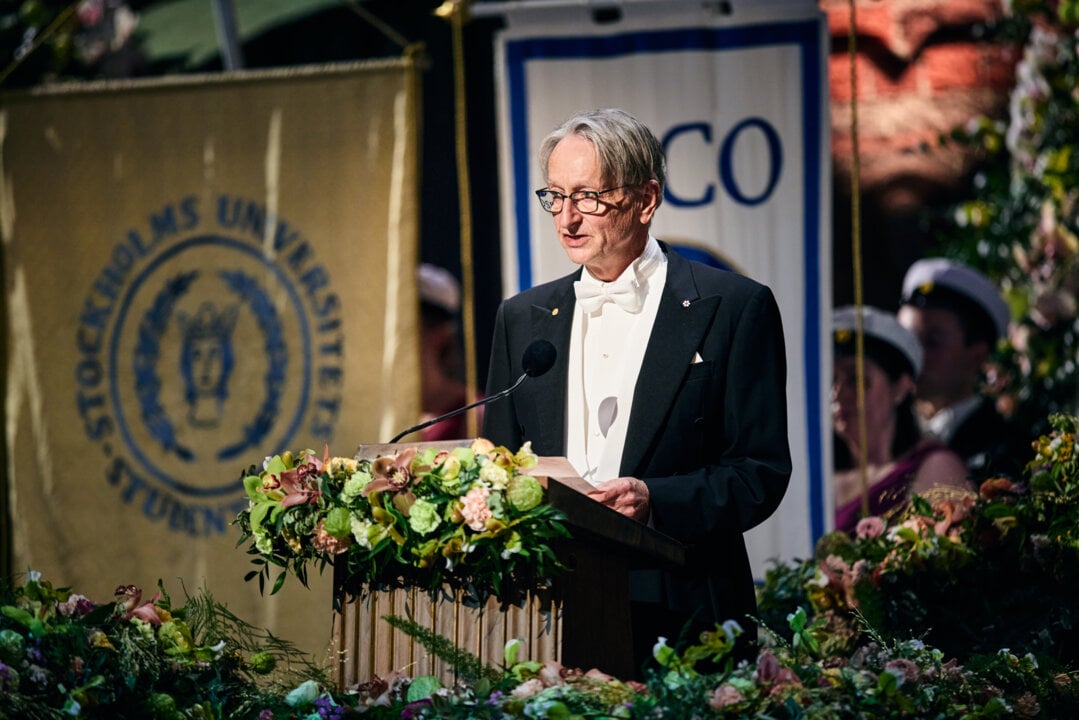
left=57, top=594, right=94, bottom=617
left=756, top=651, right=802, bottom=696
left=848, top=559, right=870, bottom=587
left=932, top=495, right=976, bottom=536
left=820, top=554, right=849, bottom=590
left=756, top=651, right=781, bottom=682
left=855, top=516, right=885, bottom=540
left=885, top=658, right=920, bottom=684
left=709, top=683, right=745, bottom=709
left=1013, top=691, right=1041, bottom=719
left=511, top=678, right=544, bottom=698
left=583, top=668, right=614, bottom=682
left=537, top=660, right=565, bottom=687
left=312, top=519, right=352, bottom=555
left=76, top=0, right=106, bottom=26
left=461, top=486, right=492, bottom=531
left=276, top=446, right=329, bottom=508
left=771, top=667, right=802, bottom=695
left=114, top=584, right=163, bottom=626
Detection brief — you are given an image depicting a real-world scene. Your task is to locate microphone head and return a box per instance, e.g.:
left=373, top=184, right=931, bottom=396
left=521, top=339, right=557, bottom=378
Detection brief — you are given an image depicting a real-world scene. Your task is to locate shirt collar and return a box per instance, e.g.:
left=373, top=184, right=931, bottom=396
left=923, top=395, right=982, bottom=442
left=580, top=236, right=664, bottom=289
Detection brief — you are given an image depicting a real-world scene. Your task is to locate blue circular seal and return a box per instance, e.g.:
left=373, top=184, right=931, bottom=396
left=76, top=195, right=344, bottom=535
left=109, top=235, right=311, bottom=497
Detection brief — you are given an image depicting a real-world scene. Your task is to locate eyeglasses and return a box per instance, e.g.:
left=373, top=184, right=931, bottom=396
left=534, top=185, right=633, bottom=214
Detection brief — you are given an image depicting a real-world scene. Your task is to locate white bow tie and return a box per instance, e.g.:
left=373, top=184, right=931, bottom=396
left=573, top=277, right=643, bottom=314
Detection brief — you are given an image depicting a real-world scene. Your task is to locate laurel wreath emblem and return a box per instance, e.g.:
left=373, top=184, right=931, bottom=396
left=134, top=271, right=197, bottom=461
left=216, top=269, right=288, bottom=461
left=132, top=269, right=288, bottom=464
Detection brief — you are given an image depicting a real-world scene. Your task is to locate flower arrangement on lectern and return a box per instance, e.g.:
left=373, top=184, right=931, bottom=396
left=234, top=438, right=571, bottom=607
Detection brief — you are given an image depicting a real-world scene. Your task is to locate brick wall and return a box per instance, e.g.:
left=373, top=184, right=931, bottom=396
left=822, top=0, right=1018, bottom=305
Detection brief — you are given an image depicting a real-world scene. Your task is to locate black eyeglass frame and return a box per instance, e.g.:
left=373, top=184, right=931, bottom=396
left=534, top=184, right=635, bottom=214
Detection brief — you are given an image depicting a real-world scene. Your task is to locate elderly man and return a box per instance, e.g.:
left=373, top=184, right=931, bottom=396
left=482, top=108, right=791, bottom=674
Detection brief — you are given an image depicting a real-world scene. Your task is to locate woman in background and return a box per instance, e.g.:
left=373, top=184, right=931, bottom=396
left=832, top=306, right=971, bottom=533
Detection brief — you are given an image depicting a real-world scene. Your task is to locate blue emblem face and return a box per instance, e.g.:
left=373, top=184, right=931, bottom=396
left=76, top=195, right=343, bottom=535
left=178, top=301, right=239, bottom=429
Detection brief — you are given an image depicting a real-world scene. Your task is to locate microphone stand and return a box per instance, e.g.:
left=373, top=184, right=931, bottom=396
left=388, top=372, right=528, bottom=443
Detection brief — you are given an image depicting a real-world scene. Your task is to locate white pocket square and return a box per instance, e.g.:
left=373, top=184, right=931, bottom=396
left=691, top=352, right=704, bottom=364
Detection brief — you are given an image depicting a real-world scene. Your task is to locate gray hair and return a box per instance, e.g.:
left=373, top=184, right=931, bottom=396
left=539, top=108, right=667, bottom=195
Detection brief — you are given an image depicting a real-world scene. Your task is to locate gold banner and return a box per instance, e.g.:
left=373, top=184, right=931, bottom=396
left=0, top=59, right=420, bottom=660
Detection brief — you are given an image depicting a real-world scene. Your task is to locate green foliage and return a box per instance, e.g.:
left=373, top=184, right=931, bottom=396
left=754, top=557, right=813, bottom=643
left=934, top=3, right=1079, bottom=439
left=381, top=614, right=502, bottom=686
left=8, top=413, right=1079, bottom=719
left=754, top=415, right=1079, bottom=718
left=0, top=573, right=331, bottom=719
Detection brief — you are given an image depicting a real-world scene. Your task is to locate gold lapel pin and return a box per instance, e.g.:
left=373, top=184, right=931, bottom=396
left=552, top=308, right=559, bottom=316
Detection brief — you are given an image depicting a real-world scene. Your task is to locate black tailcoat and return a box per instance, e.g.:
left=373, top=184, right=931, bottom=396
left=483, top=243, right=792, bottom=643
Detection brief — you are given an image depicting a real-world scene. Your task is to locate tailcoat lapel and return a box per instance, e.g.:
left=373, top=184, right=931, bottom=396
left=521, top=276, right=578, bottom=454
left=620, top=249, right=721, bottom=475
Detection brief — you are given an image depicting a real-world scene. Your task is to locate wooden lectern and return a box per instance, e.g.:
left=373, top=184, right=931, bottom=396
left=331, top=442, right=685, bottom=687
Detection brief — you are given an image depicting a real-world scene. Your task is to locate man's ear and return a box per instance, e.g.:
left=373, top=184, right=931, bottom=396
left=638, top=179, right=662, bottom=224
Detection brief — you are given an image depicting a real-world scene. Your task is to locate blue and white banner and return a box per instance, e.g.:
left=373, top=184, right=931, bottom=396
left=489, top=0, right=832, bottom=574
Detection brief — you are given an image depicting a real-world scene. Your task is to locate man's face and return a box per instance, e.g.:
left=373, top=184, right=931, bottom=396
left=897, top=304, right=985, bottom=405
left=545, top=134, right=656, bottom=282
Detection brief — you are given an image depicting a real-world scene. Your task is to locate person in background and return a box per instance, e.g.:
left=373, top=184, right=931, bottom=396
left=832, top=306, right=971, bottom=534
left=482, top=108, right=791, bottom=675
left=897, top=258, right=1027, bottom=481
left=417, top=263, right=479, bottom=441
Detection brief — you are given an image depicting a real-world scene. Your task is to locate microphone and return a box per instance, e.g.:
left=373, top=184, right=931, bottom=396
left=520, top=337, right=557, bottom=378
left=388, top=339, right=557, bottom=443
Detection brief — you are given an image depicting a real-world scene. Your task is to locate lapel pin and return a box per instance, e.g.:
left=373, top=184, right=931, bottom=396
left=682, top=300, right=690, bottom=307
left=552, top=308, right=559, bottom=316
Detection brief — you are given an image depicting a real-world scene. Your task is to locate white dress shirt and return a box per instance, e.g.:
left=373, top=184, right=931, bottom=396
left=921, top=394, right=981, bottom=443
left=565, top=237, right=667, bottom=485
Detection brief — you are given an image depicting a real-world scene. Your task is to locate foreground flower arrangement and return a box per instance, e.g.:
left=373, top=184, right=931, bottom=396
left=8, top=417, right=1079, bottom=716
left=308, top=614, right=1073, bottom=719
left=0, top=573, right=334, bottom=719
left=234, top=439, right=570, bottom=608
left=757, top=413, right=1079, bottom=708
left=2, top=571, right=1074, bottom=719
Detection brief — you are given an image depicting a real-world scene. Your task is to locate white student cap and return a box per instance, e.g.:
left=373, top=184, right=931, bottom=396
left=900, top=258, right=1010, bottom=342
left=418, top=263, right=461, bottom=315
left=834, top=305, right=924, bottom=378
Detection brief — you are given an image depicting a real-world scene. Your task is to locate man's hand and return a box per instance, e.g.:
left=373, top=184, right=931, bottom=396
left=587, top=476, right=650, bottom=523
